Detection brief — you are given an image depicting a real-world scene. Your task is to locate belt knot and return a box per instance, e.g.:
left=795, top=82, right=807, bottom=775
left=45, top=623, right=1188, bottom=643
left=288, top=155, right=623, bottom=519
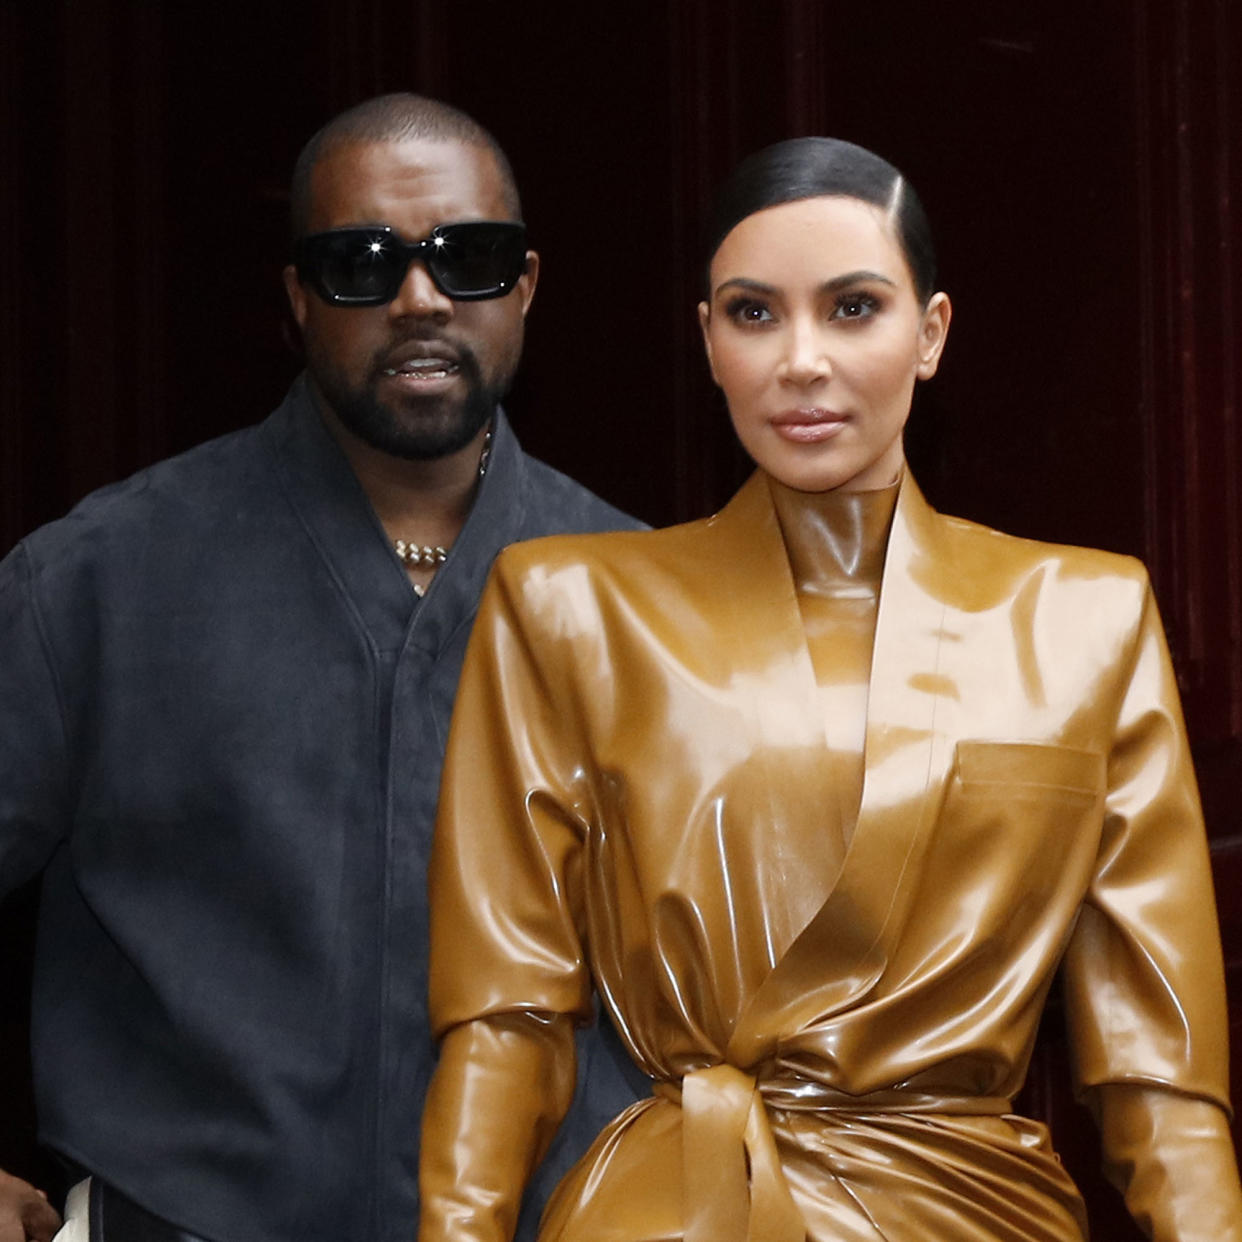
left=672, top=1063, right=805, bottom=1242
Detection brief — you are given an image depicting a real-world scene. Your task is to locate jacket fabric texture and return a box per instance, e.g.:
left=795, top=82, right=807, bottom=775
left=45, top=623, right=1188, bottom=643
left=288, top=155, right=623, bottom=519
left=423, top=467, right=1239, bottom=1242
left=0, top=376, right=644, bottom=1242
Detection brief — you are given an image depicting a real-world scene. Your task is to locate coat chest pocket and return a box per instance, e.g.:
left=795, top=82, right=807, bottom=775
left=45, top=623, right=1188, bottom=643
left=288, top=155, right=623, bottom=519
left=926, top=742, right=1108, bottom=897
left=954, top=740, right=1104, bottom=808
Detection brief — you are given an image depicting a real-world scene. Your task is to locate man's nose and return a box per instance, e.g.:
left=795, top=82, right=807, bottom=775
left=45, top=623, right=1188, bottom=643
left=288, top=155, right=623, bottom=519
left=388, top=260, right=454, bottom=321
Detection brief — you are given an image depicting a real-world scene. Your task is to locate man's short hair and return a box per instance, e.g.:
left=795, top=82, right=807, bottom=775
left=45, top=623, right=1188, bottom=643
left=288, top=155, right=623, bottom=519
left=290, top=93, right=522, bottom=240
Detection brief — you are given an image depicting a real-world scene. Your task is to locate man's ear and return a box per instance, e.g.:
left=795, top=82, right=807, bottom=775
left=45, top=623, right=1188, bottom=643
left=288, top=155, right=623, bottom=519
left=517, top=250, right=539, bottom=318
left=698, top=301, right=718, bottom=383
left=915, top=291, right=951, bottom=380
left=283, top=265, right=309, bottom=331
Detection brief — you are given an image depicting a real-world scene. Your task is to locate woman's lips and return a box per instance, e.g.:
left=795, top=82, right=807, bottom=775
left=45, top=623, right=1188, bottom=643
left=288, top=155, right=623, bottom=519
left=770, top=409, right=847, bottom=443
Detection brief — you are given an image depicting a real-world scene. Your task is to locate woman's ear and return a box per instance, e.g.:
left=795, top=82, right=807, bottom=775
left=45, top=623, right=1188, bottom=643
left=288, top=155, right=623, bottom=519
left=698, top=301, right=718, bottom=384
left=915, top=292, right=952, bottom=380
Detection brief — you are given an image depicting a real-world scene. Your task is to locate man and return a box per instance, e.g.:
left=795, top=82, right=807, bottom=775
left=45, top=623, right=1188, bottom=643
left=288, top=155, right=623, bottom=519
left=0, top=94, right=642, bottom=1242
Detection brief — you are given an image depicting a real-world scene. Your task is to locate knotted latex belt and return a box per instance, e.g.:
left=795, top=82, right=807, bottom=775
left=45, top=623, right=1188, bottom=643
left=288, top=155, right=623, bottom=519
left=654, top=1064, right=1012, bottom=1242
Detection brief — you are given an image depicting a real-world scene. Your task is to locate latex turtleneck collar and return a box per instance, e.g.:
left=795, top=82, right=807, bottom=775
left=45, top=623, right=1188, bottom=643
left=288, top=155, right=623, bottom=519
left=766, top=470, right=900, bottom=598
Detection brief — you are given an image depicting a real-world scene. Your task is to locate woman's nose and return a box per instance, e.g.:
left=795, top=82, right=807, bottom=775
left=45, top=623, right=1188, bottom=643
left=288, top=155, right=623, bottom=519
left=388, top=260, right=454, bottom=322
left=779, top=320, right=832, bottom=385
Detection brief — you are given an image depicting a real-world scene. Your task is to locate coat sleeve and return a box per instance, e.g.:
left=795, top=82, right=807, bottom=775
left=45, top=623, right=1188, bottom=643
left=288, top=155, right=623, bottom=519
left=0, top=544, right=73, bottom=893
left=420, top=548, right=597, bottom=1242
left=1061, top=577, right=1242, bottom=1241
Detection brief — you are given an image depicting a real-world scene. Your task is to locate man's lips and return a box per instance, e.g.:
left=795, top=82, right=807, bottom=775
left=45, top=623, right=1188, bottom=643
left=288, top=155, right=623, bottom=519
left=378, top=340, right=462, bottom=382
left=770, top=408, right=848, bottom=443
left=381, top=359, right=460, bottom=380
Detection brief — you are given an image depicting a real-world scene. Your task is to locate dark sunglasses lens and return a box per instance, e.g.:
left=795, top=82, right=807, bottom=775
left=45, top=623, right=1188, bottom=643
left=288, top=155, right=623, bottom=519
left=428, top=224, right=527, bottom=299
left=305, top=232, right=405, bottom=305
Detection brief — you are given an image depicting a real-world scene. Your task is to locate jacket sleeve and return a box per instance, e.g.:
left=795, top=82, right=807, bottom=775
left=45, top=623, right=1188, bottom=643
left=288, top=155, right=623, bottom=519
left=419, top=549, right=597, bottom=1242
left=1062, top=578, right=1242, bottom=1241
left=0, top=544, right=73, bottom=893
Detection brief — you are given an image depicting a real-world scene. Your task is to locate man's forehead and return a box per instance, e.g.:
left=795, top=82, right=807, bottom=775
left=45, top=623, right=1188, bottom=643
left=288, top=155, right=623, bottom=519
left=306, top=136, right=509, bottom=233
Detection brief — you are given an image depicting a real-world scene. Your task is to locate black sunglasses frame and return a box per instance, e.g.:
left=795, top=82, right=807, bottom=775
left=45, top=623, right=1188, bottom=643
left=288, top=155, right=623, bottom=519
left=293, top=221, right=529, bottom=307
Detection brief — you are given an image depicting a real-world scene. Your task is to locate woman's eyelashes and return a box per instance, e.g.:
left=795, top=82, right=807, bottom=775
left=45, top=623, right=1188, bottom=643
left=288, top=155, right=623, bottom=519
left=721, top=288, right=884, bottom=328
left=723, top=296, right=775, bottom=326
left=831, top=290, right=882, bottom=320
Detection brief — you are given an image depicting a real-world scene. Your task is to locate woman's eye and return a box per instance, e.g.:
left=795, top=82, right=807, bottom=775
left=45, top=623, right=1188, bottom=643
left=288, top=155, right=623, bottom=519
left=832, top=292, right=880, bottom=320
left=725, top=299, right=774, bottom=326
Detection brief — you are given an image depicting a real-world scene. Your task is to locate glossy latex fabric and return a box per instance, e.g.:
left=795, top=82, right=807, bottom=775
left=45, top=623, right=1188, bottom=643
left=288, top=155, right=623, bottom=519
left=420, top=469, right=1242, bottom=1242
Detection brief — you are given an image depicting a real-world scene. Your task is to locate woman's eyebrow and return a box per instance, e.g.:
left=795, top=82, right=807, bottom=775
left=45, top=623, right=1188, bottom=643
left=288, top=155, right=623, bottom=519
left=820, top=269, right=897, bottom=293
left=713, top=277, right=776, bottom=297
left=714, top=270, right=897, bottom=299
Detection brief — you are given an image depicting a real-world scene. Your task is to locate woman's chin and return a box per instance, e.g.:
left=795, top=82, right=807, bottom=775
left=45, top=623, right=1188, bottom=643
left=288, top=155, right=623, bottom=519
left=758, top=453, right=902, bottom=495
left=739, top=424, right=907, bottom=495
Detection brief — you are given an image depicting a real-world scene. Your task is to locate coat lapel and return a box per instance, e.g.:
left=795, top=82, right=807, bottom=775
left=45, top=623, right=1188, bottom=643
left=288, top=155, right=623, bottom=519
left=689, top=475, right=849, bottom=962
left=698, top=470, right=836, bottom=804
left=727, top=470, right=960, bottom=1065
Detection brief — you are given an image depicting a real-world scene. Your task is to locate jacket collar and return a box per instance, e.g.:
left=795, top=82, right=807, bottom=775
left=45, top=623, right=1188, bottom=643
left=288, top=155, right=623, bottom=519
left=406, top=400, right=534, bottom=656
left=263, top=374, right=532, bottom=656
left=710, top=468, right=958, bottom=1062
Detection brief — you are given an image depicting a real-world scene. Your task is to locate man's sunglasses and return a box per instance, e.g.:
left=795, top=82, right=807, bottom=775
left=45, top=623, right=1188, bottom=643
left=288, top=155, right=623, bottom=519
left=293, top=221, right=528, bottom=307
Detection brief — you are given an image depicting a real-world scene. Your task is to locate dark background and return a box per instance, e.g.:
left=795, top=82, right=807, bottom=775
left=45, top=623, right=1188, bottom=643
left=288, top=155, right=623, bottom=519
left=2, top=3, right=1240, bottom=1236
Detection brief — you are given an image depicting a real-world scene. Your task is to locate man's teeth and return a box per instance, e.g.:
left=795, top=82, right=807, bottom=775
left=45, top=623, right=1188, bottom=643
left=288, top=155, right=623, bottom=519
left=383, top=359, right=458, bottom=378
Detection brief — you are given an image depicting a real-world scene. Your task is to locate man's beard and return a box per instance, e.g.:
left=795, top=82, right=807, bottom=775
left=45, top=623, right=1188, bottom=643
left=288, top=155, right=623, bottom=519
left=313, top=342, right=510, bottom=461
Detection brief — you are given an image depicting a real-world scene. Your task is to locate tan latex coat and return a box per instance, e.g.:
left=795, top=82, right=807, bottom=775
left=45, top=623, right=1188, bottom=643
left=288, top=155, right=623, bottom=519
left=420, top=469, right=1242, bottom=1242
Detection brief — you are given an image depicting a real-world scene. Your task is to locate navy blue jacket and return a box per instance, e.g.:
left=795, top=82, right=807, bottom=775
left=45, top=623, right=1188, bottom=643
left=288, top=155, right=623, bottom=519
left=0, top=377, right=645, bottom=1242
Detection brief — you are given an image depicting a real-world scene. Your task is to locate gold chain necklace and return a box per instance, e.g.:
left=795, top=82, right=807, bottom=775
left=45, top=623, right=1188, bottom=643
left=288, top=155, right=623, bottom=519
left=393, top=427, right=491, bottom=598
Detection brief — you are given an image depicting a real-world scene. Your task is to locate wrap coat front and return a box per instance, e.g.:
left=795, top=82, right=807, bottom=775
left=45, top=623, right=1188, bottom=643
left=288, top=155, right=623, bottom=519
left=420, top=471, right=1240, bottom=1242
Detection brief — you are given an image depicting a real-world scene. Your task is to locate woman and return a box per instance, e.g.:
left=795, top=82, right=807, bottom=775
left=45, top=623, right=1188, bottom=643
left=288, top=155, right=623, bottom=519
left=418, top=139, right=1242, bottom=1242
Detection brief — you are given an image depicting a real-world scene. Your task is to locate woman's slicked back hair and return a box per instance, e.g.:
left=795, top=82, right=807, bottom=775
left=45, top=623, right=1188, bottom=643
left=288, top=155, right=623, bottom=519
left=706, top=137, right=937, bottom=305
